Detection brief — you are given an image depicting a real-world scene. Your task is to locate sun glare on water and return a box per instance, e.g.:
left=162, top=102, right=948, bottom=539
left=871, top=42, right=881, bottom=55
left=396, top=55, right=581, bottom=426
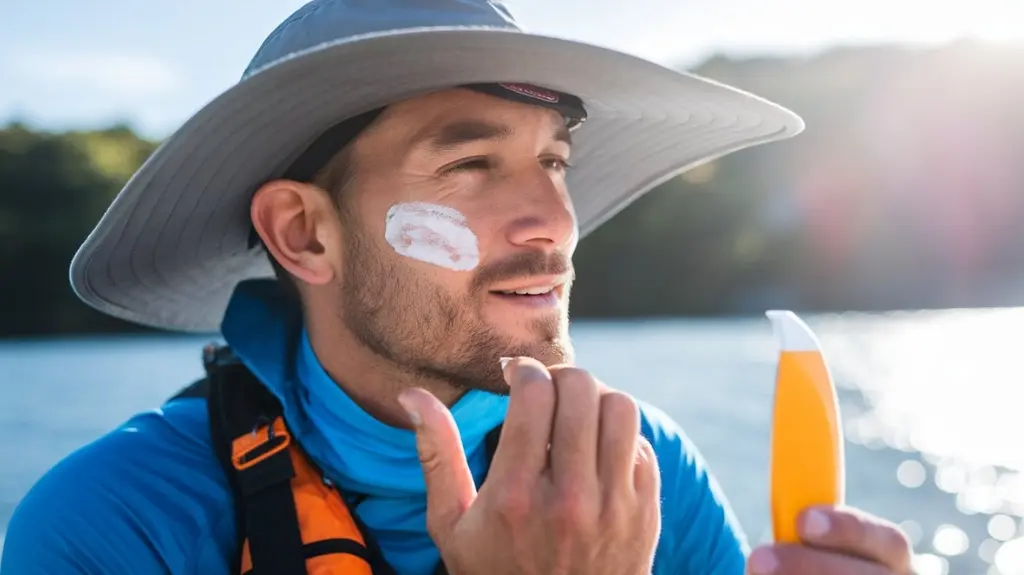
left=820, top=308, right=1024, bottom=470
left=815, top=308, right=1024, bottom=574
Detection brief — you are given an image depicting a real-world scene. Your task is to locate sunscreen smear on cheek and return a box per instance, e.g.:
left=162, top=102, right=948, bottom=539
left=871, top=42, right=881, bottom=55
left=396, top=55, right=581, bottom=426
left=384, top=202, right=480, bottom=271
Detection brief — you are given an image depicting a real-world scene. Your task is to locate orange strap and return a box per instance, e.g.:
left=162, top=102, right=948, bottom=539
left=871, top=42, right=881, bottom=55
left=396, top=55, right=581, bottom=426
left=231, top=417, right=373, bottom=575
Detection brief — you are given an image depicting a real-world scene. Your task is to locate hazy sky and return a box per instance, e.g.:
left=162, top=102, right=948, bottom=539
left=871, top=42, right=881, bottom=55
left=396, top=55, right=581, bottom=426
left=3, top=0, right=1021, bottom=138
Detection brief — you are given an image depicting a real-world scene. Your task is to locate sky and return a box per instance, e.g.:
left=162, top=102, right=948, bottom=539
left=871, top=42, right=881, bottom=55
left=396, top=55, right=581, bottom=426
left=2, top=0, right=1022, bottom=139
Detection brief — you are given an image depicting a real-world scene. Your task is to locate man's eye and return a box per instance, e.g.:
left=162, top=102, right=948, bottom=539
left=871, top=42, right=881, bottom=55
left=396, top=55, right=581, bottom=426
left=443, top=158, right=492, bottom=174
left=542, top=157, right=573, bottom=172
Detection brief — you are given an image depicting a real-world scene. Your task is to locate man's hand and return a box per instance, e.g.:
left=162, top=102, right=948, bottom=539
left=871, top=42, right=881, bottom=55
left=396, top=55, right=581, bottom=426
left=747, top=506, right=914, bottom=574
left=398, top=357, right=662, bottom=575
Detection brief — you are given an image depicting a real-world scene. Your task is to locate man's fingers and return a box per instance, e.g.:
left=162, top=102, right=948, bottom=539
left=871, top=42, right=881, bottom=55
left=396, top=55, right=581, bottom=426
left=633, top=435, right=660, bottom=502
left=486, top=357, right=556, bottom=482
left=747, top=543, right=892, bottom=575
left=547, top=366, right=601, bottom=491
left=597, top=390, right=641, bottom=493
left=398, top=387, right=476, bottom=545
left=797, top=506, right=913, bottom=573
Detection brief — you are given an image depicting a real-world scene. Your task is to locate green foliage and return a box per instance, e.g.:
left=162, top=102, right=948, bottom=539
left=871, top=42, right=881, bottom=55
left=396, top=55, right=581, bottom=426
left=2, top=40, right=1024, bottom=337
left=0, top=124, right=159, bottom=335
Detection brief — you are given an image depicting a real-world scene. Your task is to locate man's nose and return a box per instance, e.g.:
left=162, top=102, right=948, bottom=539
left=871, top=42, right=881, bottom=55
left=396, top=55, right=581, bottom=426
left=503, top=168, right=578, bottom=254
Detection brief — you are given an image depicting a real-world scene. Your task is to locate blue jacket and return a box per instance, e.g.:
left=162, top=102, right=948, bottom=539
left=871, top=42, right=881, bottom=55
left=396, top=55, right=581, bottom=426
left=1, top=281, right=749, bottom=574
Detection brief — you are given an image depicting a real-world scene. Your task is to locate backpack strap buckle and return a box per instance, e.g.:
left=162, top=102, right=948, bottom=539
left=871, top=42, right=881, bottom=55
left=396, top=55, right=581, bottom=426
left=233, top=417, right=291, bottom=471
left=230, top=416, right=296, bottom=500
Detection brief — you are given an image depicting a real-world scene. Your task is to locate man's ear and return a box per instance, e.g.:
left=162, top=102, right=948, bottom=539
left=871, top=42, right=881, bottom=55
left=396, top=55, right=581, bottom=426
left=250, top=179, right=337, bottom=287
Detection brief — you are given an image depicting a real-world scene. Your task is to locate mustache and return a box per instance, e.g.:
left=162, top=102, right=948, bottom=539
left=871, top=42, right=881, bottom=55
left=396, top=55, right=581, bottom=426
left=470, top=251, right=574, bottom=292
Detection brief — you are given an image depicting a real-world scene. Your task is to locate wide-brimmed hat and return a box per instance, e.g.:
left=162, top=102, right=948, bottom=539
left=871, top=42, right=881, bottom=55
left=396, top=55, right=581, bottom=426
left=69, top=0, right=804, bottom=333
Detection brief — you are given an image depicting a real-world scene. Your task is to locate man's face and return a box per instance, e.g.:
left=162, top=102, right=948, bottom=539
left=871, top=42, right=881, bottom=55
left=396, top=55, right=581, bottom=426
left=332, top=88, right=579, bottom=394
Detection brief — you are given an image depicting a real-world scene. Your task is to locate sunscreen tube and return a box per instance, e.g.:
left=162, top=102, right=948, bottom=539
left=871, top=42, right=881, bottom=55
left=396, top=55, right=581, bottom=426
left=766, top=310, right=846, bottom=543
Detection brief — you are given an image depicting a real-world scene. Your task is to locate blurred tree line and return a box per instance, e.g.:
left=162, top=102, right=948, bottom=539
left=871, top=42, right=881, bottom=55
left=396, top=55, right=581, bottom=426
left=3, top=40, right=1024, bottom=337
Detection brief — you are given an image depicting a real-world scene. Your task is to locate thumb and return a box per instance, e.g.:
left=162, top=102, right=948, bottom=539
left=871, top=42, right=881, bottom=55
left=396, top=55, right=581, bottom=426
left=398, top=387, right=477, bottom=544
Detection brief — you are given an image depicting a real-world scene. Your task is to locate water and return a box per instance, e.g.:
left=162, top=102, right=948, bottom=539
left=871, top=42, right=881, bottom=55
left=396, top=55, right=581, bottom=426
left=2, top=309, right=1024, bottom=574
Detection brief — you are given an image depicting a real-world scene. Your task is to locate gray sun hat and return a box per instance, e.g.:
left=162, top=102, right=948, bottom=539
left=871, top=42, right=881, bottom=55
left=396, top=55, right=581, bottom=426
left=69, top=0, right=804, bottom=334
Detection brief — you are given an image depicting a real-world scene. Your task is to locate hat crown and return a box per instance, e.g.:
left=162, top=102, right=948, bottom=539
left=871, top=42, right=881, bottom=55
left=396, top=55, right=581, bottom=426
left=243, top=0, right=522, bottom=78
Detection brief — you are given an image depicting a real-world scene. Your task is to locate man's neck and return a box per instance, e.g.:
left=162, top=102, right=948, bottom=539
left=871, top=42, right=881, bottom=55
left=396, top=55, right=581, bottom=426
left=303, top=315, right=466, bottom=429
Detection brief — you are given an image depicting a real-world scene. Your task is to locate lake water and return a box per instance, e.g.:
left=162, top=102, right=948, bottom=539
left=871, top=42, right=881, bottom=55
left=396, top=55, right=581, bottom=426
left=3, top=309, right=1024, bottom=574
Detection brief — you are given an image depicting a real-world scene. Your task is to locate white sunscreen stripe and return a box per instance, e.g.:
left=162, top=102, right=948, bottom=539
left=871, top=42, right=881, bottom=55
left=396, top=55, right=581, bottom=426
left=384, top=202, right=480, bottom=271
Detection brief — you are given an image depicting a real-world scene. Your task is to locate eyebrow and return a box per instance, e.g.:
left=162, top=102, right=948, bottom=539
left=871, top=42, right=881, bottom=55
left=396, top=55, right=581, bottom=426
left=418, top=118, right=573, bottom=154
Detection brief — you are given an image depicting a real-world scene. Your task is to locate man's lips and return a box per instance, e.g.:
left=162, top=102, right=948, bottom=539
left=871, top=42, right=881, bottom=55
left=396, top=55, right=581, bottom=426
left=487, top=277, right=567, bottom=310
left=487, top=275, right=569, bottom=296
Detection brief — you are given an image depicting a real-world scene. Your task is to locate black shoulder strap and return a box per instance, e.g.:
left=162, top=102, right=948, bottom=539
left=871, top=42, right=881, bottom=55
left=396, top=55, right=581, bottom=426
left=202, top=345, right=308, bottom=575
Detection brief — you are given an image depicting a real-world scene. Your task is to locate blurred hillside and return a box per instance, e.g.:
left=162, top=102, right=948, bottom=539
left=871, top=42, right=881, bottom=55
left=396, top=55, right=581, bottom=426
left=574, top=39, right=1024, bottom=316
left=2, top=40, right=1024, bottom=337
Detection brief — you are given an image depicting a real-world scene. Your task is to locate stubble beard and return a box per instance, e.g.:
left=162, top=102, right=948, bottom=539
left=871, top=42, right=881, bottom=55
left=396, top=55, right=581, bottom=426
left=337, top=215, right=574, bottom=395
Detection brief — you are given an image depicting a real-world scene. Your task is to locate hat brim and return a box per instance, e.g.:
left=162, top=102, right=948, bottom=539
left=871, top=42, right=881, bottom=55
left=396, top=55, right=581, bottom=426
left=69, top=26, right=804, bottom=333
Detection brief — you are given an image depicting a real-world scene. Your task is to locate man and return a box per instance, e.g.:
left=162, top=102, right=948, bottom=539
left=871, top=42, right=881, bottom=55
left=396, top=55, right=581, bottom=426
left=2, top=1, right=913, bottom=574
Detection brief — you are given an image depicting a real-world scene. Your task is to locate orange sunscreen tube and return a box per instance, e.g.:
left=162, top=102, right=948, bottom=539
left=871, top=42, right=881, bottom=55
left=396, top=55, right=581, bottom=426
left=766, top=310, right=845, bottom=543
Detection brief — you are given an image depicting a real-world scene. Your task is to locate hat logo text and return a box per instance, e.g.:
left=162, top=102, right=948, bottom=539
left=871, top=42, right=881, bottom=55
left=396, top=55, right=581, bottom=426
left=499, top=83, right=559, bottom=103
